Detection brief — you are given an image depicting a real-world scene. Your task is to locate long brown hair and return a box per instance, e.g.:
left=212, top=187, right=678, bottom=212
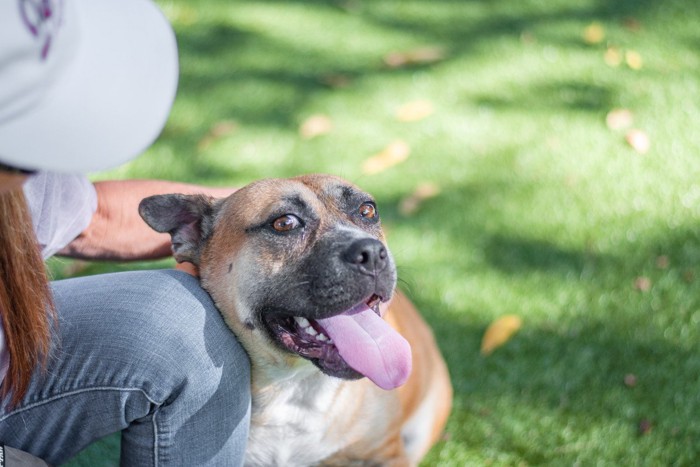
left=0, top=187, right=55, bottom=407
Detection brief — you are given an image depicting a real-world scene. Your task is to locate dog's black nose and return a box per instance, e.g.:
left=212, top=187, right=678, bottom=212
left=343, top=238, right=388, bottom=275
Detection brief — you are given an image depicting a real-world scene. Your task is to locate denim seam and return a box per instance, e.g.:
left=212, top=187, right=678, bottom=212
left=152, top=406, right=159, bottom=467
left=0, top=386, right=162, bottom=422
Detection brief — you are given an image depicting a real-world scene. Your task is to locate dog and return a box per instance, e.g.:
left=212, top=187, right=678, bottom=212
left=139, top=174, right=452, bottom=466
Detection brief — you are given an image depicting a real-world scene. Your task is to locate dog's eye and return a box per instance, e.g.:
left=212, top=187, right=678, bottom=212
left=359, top=202, right=377, bottom=219
left=272, top=214, right=302, bottom=232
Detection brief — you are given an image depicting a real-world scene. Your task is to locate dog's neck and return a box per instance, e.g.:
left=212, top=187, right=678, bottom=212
left=250, top=356, right=334, bottom=405
left=246, top=357, right=399, bottom=467
left=246, top=360, right=353, bottom=466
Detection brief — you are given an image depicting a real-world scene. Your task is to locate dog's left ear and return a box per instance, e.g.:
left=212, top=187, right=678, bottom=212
left=139, top=194, right=220, bottom=265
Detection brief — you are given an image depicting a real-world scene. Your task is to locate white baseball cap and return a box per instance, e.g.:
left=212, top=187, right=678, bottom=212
left=0, top=0, right=178, bottom=173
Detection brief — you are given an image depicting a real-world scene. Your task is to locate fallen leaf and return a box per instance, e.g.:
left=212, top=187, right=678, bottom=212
left=319, top=73, right=352, bottom=89
left=624, top=373, right=637, bottom=387
left=362, top=140, right=411, bottom=175
left=396, top=100, right=435, bottom=122
left=399, top=182, right=441, bottom=216
left=656, top=255, right=669, bottom=269
left=683, top=270, right=694, bottom=283
left=163, top=5, right=198, bottom=26
left=604, top=47, right=622, bottom=67
left=384, top=46, right=446, bottom=68
left=638, top=419, right=653, bottom=435
left=583, top=22, right=605, bottom=44
left=481, top=315, right=522, bottom=356
left=634, top=276, right=652, bottom=292
left=338, top=0, right=362, bottom=13
left=626, top=129, right=650, bottom=154
left=623, top=17, right=642, bottom=32
left=625, top=50, right=643, bottom=70
left=606, top=108, right=633, bottom=130
left=299, top=114, right=333, bottom=140
left=520, top=31, right=536, bottom=44
left=198, top=120, right=239, bottom=151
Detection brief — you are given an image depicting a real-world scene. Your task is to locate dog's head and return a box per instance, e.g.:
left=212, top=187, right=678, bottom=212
left=139, top=174, right=411, bottom=390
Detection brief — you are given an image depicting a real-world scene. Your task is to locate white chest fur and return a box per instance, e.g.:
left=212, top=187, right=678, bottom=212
left=244, top=365, right=391, bottom=466
left=245, top=368, right=344, bottom=466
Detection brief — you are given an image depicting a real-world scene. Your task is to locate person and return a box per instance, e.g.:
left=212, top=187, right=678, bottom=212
left=0, top=0, right=251, bottom=465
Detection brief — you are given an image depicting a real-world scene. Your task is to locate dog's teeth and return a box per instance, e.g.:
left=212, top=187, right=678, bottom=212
left=305, top=326, right=318, bottom=336
left=295, top=317, right=310, bottom=328
left=317, top=334, right=328, bottom=342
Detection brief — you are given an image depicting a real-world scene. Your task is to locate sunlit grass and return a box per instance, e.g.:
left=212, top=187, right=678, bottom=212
left=63, top=0, right=700, bottom=464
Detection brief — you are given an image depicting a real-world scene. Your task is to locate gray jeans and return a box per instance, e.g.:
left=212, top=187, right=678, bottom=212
left=0, top=270, right=251, bottom=466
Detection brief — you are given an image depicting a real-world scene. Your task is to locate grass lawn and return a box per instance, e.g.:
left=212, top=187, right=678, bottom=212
left=60, top=0, right=700, bottom=464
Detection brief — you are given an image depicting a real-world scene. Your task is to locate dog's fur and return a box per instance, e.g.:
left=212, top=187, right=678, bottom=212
left=139, top=174, right=452, bottom=466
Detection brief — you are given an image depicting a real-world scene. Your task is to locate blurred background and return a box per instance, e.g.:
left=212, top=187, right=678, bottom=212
left=61, top=0, right=700, bottom=464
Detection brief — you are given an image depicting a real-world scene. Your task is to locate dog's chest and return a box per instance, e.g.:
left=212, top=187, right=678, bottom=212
left=245, top=377, right=346, bottom=466
left=245, top=370, right=395, bottom=466
left=246, top=411, right=333, bottom=466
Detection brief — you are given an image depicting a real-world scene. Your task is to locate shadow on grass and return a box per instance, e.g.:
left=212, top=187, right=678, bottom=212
left=381, top=177, right=700, bottom=462
left=421, top=307, right=700, bottom=464
left=66, top=0, right=700, bottom=463
left=149, top=0, right=692, bottom=179
left=474, top=81, right=616, bottom=113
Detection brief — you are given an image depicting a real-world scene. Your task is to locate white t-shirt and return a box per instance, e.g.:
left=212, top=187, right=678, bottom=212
left=0, top=173, right=97, bottom=389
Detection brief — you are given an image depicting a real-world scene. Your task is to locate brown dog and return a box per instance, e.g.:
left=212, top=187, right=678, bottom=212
left=139, top=174, right=452, bottom=466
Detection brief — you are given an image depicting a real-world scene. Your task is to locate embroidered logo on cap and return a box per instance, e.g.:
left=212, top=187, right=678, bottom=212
left=19, top=0, right=64, bottom=60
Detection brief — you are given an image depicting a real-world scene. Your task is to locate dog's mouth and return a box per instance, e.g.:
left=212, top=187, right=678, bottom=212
left=263, top=294, right=412, bottom=390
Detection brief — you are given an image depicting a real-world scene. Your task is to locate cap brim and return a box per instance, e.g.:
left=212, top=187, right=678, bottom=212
left=0, top=0, right=178, bottom=173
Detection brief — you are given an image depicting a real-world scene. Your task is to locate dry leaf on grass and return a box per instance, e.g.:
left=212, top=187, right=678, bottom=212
left=299, top=114, right=333, bottom=140
left=362, top=140, right=411, bottom=175
left=480, top=315, right=522, bottom=356
left=634, top=276, right=652, bottom=292
left=624, top=374, right=637, bottom=388
left=656, top=255, right=669, bottom=269
left=638, top=419, right=653, bottom=435
left=164, top=5, right=198, bottom=26
left=583, top=22, right=605, bottom=44
left=383, top=46, right=446, bottom=68
left=319, top=74, right=352, bottom=89
left=399, top=182, right=441, bottom=216
left=626, top=129, right=650, bottom=154
left=606, top=108, right=633, bottom=130
left=520, top=31, right=536, bottom=44
left=198, top=120, right=239, bottom=151
left=684, top=270, right=695, bottom=283
left=625, top=50, right=643, bottom=70
left=395, top=100, right=435, bottom=122
left=604, top=47, right=622, bottom=67
left=623, top=17, right=642, bottom=32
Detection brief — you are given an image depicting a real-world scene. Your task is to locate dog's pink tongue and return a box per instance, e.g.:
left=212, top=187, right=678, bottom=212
left=317, top=304, right=412, bottom=390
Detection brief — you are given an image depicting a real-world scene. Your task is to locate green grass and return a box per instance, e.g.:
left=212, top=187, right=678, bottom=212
left=61, top=0, right=700, bottom=465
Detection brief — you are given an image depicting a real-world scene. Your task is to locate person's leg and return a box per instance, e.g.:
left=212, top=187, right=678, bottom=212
left=0, top=269, right=251, bottom=466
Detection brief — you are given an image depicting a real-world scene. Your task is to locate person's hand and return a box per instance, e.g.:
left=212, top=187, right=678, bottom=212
left=59, top=180, right=236, bottom=261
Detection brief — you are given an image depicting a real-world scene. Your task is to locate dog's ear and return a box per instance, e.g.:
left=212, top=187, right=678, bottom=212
left=139, top=194, right=220, bottom=265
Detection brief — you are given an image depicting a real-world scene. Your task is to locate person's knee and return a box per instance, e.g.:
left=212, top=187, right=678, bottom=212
left=122, top=271, right=251, bottom=403
left=51, top=270, right=251, bottom=405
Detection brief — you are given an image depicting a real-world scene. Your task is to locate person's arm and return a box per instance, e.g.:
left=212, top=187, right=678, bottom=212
left=58, top=179, right=235, bottom=261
